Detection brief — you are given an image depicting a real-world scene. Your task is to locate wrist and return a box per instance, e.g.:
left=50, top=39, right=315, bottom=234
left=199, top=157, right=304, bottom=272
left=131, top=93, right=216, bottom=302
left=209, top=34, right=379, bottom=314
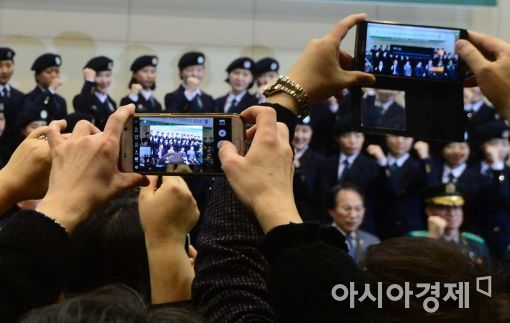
left=36, top=193, right=91, bottom=233
left=253, top=195, right=302, bottom=233
left=266, top=92, right=299, bottom=115
left=0, top=171, right=18, bottom=212
left=144, top=232, right=188, bottom=250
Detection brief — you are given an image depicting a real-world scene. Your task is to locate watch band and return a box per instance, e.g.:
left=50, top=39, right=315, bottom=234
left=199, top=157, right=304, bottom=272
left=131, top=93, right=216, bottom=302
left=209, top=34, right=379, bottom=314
left=263, top=75, right=311, bottom=115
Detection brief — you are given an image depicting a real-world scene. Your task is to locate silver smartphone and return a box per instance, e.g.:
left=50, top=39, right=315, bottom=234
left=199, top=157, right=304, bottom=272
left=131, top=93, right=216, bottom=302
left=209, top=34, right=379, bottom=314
left=120, top=113, right=245, bottom=175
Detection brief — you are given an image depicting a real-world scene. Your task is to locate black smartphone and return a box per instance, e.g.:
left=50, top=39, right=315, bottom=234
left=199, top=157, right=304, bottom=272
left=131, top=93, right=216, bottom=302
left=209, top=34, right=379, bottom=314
left=120, top=113, right=245, bottom=175
left=351, top=21, right=468, bottom=141
left=355, top=20, right=468, bottom=86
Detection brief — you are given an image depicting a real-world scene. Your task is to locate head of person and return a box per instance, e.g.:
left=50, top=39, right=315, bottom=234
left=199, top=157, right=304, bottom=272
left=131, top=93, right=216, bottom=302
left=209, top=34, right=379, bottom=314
left=376, top=89, right=397, bottom=103
left=328, top=184, right=365, bottom=235
left=67, top=195, right=150, bottom=300
left=441, top=141, right=470, bottom=168
left=416, top=61, right=422, bottom=67
left=85, top=56, right=113, bottom=93
left=334, top=118, right=364, bottom=156
left=478, top=124, right=510, bottom=162
left=178, top=51, right=206, bottom=84
left=423, top=183, right=464, bottom=234
left=31, top=53, right=62, bottom=88
left=360, top=237, right=510, bottom=323
left=386, top=135, right=413, bottom=158
left=17, top=107, right=49, bottom=137
left=225, top=57, right=254, bottom=94
left=464, top=87, right=484, bottom=104
left=253, top=57, right=279, bottom=87
left=292, top=115, right=313, bottom=151
left=0, top=47, right=15, bottom=85
left=129, top=55, right=158, bottom=90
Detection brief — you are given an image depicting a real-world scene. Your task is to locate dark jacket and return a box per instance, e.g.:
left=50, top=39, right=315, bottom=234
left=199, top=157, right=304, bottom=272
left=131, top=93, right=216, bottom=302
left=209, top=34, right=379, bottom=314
left=73, top=81, right=117, bottom=130
left=214, top=92, right=258, bottom=114
left=164, top=85, right=215, bottom=113
left=22, top=86, right=67, bottom=121
left=1, top=86, right=24, bottom=135
left=293, top=148, right=325, bottom=222
left=120, top=93, right=162, bottom=113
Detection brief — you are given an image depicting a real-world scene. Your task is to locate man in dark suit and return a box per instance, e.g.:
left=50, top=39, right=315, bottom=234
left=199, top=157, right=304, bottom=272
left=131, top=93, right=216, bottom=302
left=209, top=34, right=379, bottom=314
left=328, top=183, right=380, bottom=264
left=73, top=56, right=116, bottom=130
left=120, top=55, right=162, bottom=113
left=165, top=52, right=215, bottom=113
left=215, top=57, right=258, bottom=114
left=0, top=47, right=24, bottom=136
left=22, top=53, right=67, bottom=121
left=366, top=136, right=427, bottom=239
left=362, top=89, right=405, bottom=131
left=316, top=117, right=380, bottom=232
left=292, top=116, right=325, bottom=221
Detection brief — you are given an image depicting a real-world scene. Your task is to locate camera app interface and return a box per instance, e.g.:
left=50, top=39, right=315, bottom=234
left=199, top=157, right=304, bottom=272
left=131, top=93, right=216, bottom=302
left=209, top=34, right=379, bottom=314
left=364, top=22, right=461, bottom=81
left=134, top=116, right=231, bottom=173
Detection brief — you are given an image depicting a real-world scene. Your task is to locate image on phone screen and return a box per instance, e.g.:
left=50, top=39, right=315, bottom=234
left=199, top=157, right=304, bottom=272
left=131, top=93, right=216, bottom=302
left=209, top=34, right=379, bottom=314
left=134, top=116, right=231, bottom=174
left=361, top=88, right=406, bottom=132
left=364, top=22, right=461, bottom=81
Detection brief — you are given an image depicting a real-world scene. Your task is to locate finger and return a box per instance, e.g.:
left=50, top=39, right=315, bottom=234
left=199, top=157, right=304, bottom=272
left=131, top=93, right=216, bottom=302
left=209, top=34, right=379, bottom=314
left=456, top=40, right=490, bottom=75
left=188, top=244, right=198, bottom=259
left=218, top=140, right=241, bottom=172
left=339, top=49, right=354, bottom=70
left=467, top=31, right=509, bottom=58
left=241, top=106, right=277, bottom=139
left=28, top=120, right=67, bottom=140
left=341, top=70, right=376, bottom=88
left=118, top=173, right=150, bottom=190
left=140, top=175, right=158, bottom=197
left=326, top=13, right=367, bottom=42
left=104, top=104, right=135, bottom=139
left=276, top=122, right=290, bottom=147
left=72, top=120, right=100, bottom=138
left=46, top=120, right=66, bottom=149
left=161, top=175, right=187, bottom=191
left=246, top=124, right=257, bottom=141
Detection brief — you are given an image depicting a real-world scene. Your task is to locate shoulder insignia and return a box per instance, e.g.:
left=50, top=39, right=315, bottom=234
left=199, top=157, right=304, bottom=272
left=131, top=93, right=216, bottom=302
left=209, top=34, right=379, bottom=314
left=462, top=232, right=485, bottom=244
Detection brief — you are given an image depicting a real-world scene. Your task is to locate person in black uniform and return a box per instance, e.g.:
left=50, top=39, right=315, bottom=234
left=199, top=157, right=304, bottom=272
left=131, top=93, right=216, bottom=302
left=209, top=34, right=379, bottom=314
left=120, top=55, right=162, bottom=113
left=292, top=115, right=325, bottom=221
left=73, top=56, right=116, bottom=130
left=253, top=57, right=279, bottom=103
left=0, top=47, right=24, bottom=136
left=22, top=53, right=67, bottom=121
left=165, top=51, right=215, bottom=113
left=215, top=57, right=258, bottom=114
left=0, top=107, right=5, bottom=168
left=366, top=136, right=427, bottom=239
left=362, top=88, right=405, bottom=131
left=316, top=117, right=380, bottom=232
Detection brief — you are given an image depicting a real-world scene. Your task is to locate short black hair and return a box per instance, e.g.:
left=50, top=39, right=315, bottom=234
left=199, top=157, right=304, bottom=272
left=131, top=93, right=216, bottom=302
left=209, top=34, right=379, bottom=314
left=327, top=183, right=365, bottom=211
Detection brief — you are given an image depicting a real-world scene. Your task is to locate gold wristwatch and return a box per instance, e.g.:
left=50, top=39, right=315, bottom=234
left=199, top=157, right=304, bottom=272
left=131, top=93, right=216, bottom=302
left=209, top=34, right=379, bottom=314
left=263, top=75, right=311, bottom=115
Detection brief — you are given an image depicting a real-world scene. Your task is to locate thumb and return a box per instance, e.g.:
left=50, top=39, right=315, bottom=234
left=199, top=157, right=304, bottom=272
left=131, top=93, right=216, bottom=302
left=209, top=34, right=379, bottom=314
left=218, top=140, right=240, bottom=171
left=456, top=39, right=488, bottom=74
left=139, top=175, right=158, bottom=197
left=342, top=70, right=376, bottom=88
left=118, top=173, right=150, bottom=191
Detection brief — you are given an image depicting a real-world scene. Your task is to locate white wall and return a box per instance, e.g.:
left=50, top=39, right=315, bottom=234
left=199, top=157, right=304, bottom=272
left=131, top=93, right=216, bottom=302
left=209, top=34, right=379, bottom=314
left=0, top=0, right=503, bottom=111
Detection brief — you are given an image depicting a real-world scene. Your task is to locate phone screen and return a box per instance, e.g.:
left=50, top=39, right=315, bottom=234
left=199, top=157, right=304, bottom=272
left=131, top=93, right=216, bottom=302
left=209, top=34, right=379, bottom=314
left=133, top=116, right=232, bottom=174
left=364, top=22, right=461, bottom=81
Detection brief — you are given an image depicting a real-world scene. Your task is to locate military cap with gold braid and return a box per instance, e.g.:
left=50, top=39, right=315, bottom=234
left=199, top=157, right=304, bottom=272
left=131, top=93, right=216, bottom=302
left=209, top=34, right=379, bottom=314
left=421, top=183, right=465, bottom=207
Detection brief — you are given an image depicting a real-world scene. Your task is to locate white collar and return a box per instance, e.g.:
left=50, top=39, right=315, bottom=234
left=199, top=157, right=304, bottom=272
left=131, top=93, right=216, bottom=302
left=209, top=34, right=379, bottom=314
left=140, top=89, right=153, bottom=101
left=443, top=163, right=467, bottom=180
left=339, top=153, right=359, bottom=165
left=94, top=91, right=108, bottom=103
left=227, top=91, right=246, bottom=103
left=0, top=84, right=11, bottom=93
left=387, top=153, right=409, bottom=167
left=376, top=100, right=394, bottom=112
left=294, top=145, right=308, bottom=160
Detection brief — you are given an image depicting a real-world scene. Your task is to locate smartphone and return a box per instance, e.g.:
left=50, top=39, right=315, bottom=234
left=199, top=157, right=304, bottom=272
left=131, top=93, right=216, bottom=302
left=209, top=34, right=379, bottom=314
left=355, top=21, right=468, bottom=86
left=120, top=113, right=245, bottom=175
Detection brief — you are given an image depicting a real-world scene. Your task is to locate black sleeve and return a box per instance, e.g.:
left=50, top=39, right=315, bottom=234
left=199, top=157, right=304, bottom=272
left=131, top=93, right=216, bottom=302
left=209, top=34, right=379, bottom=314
left=0, top=210, right=72, bottom=322
left=192, top=178, right=275, bottom=323
left=262, top=223, right=382, bottom=323
left=259, top=102, right=298, bottom=145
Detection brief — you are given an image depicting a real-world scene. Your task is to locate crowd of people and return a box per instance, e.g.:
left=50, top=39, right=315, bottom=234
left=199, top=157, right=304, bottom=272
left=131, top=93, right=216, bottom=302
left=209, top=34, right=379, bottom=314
left=365, top=44, right=459, bottom=79
left=144, top=131, right=205, bottom=166
left=0, top=12, right=509, bottom=322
